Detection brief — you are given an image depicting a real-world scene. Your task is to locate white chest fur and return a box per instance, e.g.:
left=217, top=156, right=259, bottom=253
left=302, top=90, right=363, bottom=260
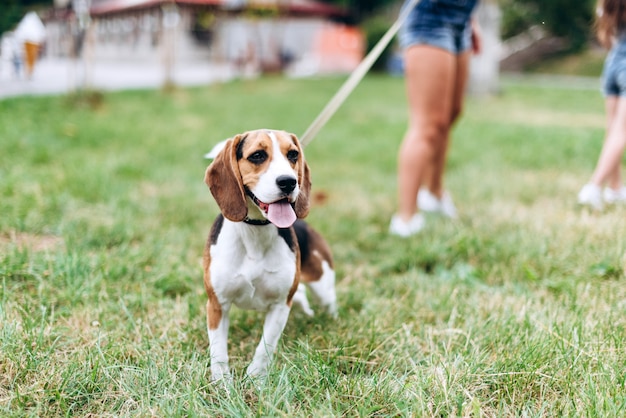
left=210, top=220, right=297, bottom=311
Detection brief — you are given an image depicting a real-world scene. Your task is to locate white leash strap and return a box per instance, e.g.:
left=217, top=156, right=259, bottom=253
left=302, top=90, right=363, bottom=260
left=300, top=0, right=420, bottom=147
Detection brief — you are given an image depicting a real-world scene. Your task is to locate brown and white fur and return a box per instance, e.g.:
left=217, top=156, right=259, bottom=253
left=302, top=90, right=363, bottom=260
left=203, top=129, right=337, bottom=381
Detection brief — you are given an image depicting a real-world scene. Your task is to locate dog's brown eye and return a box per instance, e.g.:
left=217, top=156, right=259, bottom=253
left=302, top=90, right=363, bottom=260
left=248, top=150, right=267, bottom=164
left=286, top=150, right=299, bottom=164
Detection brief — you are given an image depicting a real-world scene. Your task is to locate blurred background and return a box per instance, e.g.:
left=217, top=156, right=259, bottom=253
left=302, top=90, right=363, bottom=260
left=0, top=0, right=599, bottom=97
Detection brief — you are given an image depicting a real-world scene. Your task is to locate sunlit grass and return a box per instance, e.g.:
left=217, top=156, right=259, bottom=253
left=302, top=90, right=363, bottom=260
left=1, top=74, right=625, bottom=416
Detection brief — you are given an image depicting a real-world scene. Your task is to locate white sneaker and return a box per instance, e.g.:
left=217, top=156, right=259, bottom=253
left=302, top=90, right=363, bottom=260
left=417, top=189, right=440, bottom=212
left=438, top=191, right=458, bottom=219
left=389, top=213, right=425, bottom=237
left=603, top=186, right=626, bottom=204
left=577, top=183, right=603, bottom=210
left=417, top=189, right=458, bottom=219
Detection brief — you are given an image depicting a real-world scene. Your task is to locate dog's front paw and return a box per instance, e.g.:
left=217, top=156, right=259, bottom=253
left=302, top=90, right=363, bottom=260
left=246, top=358, right=269, bottom=379
left=210, top=363, right=232, bottom=383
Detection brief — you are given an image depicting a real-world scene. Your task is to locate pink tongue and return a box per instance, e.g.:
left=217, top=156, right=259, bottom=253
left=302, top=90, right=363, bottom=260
left=267, top=201, right=297, bottom=228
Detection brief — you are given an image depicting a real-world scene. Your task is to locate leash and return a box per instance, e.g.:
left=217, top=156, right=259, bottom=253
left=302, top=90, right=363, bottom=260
left=299, top=0, right=420, bottom=147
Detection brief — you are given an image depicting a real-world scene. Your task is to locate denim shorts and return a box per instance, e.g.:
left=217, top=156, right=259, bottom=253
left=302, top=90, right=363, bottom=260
left=601, top=39, right=626, bottom=97
left=398, top=0, right=476, bottom=54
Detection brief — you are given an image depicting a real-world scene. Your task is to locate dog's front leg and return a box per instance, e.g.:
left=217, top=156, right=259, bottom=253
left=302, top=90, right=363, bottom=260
left=207, top=300, right=231, bottom=382
left=246, top=303, right=291, bottom=378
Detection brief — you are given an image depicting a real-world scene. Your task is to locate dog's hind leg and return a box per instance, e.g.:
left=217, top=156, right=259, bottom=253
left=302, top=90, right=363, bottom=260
left=247, top=303, right=291, bottom=378
left=306, top=261, right=338, bottom=318
left=291, top=283, right=314, bottom=316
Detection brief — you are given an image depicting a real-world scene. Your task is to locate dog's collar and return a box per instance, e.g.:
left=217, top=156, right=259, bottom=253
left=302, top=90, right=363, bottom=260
left=243, top=217, right=271, bottom=226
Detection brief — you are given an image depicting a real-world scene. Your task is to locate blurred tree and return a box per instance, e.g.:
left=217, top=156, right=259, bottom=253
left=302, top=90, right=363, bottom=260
left=1, top=0, right=598, bottom=52
left=500, top=0, right=595, bottom=51
left=1, top=0, right=52, bottom=36
left=324, top=0, right=596, bottom=52
left=319, top=0, right=397, bottom=22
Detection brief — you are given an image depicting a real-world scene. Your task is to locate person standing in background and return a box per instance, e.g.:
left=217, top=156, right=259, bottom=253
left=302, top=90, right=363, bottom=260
left=14, top=12, right=46, bottom=80
left=0, top=32, right=22, bottom=79
left=389, top=0, right=481, bottom=237
left=577, top=0, right=626, bottom=210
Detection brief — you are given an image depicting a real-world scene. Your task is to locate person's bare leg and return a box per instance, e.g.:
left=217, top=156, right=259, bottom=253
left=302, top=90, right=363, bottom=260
left=397, top=46, right=455, bottom=222
left=590, top=96, right=626, bottom=188
left=428, top=50, right=471, bottom=197
left=601, top=97, right=622, bottom=189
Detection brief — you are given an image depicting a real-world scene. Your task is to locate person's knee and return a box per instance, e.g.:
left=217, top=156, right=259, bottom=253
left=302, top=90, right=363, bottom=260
left=421, top=120, right=450, bottom=147
left=406, top=116, right=450, bottom=149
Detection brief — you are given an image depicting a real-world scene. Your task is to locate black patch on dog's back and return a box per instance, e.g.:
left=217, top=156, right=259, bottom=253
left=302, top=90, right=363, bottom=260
left=277, top=226, right=297, bottom=253
left=210, top=214, right=224, bottom=245
left=292, top=220, right=310, bottom=264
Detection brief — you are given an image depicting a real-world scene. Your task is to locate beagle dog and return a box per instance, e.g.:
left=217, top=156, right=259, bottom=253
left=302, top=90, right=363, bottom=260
left=203, top=129, right=337, bottom=381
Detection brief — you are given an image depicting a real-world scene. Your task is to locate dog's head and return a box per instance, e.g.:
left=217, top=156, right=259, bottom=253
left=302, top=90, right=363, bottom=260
left=205, top=129, right=311, bottom=227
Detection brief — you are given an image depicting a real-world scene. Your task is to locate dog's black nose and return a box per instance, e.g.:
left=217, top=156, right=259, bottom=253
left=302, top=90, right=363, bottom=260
left=276, top=175, right=297, bottom=194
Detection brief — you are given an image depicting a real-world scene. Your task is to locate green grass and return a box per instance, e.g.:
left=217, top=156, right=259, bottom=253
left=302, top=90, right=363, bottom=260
left=526, top=47, right=606, bottom=77
left=1, top=74, right=625, bottom=416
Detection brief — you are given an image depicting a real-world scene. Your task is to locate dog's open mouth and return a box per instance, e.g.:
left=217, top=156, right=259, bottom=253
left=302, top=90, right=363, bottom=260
left=247, top=191, right=296, bottom=228
left=266, top=198, right=296, bottom=228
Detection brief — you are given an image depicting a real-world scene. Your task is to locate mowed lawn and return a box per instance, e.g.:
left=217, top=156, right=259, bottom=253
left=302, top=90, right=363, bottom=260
left=1, top=74, right=625, bottom=416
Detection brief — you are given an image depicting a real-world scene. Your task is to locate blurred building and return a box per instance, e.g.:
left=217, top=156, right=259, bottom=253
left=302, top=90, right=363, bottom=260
left=44, top=0, right=365, bottom=76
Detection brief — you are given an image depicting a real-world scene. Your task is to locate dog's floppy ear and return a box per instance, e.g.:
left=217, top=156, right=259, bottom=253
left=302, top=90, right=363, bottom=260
left=292, top=133, right=311, bottom=219
left=204, top=134, right=248, bottom=222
